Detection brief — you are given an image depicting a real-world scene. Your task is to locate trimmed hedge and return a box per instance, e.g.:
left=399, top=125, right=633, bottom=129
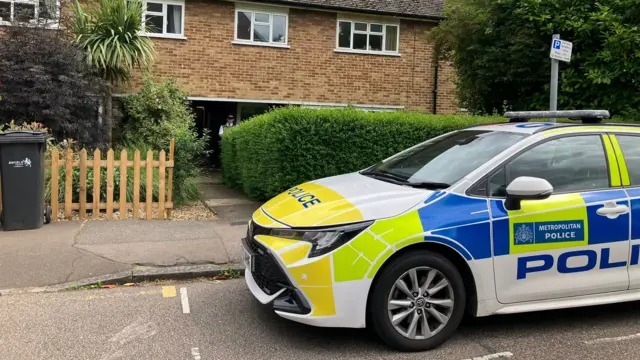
left=221, top=107, right=500, bottom=201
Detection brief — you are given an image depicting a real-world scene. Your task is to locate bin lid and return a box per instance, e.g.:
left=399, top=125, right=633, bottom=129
left=0, top=130, right=48, bottom=144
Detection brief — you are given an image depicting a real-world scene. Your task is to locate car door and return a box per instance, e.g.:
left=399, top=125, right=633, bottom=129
left=488, top=133, right=630, bottom=304
left=609, top=133, right=640, bottom=289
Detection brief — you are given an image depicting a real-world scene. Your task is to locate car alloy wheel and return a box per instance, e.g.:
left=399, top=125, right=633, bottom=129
left=387, top=266, right=454, bottom=340
left=369, top=250, right=465, bottom=352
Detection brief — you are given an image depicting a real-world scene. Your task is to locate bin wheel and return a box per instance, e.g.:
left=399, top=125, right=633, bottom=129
left=44, top=205, right=52, bottom=224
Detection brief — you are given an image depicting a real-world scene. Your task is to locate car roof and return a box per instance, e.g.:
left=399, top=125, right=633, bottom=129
left=469, top=121, right=640, bottom=135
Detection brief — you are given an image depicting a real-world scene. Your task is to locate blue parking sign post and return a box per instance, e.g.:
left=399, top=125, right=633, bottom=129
left=549, top=34, right=560, bottom=122
left=548, top=34, right=573, bottom=122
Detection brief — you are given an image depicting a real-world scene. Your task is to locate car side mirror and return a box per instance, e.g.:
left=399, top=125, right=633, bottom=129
left=504, top=176, right=553, bottom=211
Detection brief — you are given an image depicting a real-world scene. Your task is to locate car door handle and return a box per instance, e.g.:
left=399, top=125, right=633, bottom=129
left=596, top=202, right=629, bottom=219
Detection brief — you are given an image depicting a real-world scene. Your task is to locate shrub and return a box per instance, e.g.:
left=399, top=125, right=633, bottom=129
left=121, top=76, right=210, bottom=206
left=221, top=107, right=499, bottom=200
left=0, top=23, right=108, bottom=148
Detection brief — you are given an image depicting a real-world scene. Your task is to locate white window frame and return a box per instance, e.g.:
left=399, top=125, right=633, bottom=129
left=0, top=0, right=60, bottom=27
left=234, top=5, right=289, bottom=48
left=141, top=0, right=186, bottom=39
left=335, top=18, right=400, bottom=56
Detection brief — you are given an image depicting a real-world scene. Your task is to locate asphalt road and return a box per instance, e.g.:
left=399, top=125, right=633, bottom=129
left=2, top=279, right=640, bottom=360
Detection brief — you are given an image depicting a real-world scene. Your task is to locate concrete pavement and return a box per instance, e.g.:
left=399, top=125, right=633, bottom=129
left=2, top=279, right=640, bottom=359
left=0, top=221, right=129, bottom=289
left=0, top=168, right=258, bottom=291
left=0, top=219, right=247, bottom=291
left=197, top=168, right=262, bottom=224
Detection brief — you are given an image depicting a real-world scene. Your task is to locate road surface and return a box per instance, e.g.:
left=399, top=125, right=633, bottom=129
left=1, top=279, right=639, bottom=359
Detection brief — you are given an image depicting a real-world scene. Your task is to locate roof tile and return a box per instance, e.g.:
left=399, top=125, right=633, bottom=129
left=272, top=0, right=444, bottom=19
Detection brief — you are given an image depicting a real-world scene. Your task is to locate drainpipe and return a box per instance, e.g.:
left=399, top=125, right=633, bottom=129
left=432, top=61, right=439, bottom=114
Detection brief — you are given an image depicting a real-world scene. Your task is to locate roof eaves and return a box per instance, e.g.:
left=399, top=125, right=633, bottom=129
left=256, top=0, right=446, bottom=21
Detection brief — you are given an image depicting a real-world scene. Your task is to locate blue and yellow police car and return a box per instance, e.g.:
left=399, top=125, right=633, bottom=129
left=241, top=110, right=640, bottom=352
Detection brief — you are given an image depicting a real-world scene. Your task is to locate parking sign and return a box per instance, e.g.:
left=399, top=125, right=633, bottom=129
left=550, top=39, right=573, bottom=62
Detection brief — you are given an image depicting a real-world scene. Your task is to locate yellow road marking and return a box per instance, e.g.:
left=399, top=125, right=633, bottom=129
left=162, top=286, right=177, bottom=298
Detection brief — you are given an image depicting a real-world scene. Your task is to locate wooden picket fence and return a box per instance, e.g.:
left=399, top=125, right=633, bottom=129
left=46, top=139, right=175, bottom=220
left=46, top=139, right=175, bottom=221
left=0, top=139, right=175, bottom=221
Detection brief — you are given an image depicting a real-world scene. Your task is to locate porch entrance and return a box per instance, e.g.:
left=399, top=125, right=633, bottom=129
left=191, top=100, right=281, bottom=167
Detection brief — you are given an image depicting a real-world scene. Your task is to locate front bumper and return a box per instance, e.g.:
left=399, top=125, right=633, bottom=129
left=242, top=225, right=372, bottom=328
left=242, top=235, right=311, bottom=315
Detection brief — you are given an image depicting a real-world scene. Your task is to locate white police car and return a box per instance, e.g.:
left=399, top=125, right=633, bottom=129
left=242, top=110, right=640, bottom=352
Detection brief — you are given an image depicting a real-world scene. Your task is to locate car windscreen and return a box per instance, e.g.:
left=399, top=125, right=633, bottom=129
left=362, top=130, right=526, bottom=189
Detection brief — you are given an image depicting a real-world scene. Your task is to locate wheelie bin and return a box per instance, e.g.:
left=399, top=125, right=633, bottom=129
left=0, top=130, right=50, bottom=231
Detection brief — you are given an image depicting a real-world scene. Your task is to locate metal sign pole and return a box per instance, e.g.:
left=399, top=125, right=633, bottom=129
left=549, top=34, right=560, bottom=122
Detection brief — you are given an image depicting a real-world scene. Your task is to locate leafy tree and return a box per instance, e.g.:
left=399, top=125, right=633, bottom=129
left=431, top=0, right=640, bottom=117
left=71, top=0, right=156, bottom=144
left=0, top=22, right=109, bottom=147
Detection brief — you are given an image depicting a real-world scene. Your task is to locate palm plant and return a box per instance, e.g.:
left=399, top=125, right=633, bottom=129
left=71, top=0, right=156, bottom=144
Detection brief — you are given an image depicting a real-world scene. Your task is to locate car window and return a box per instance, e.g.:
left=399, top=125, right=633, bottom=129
left=364, top=130, right=526, bottom=187
left=615, top=135, right=640, bottom=186
left=505, top=135, right=610, bottom=193
left=488, top=167, right=507, bottom=197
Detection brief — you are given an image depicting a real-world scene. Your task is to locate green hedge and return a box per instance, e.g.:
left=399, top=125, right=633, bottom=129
left=221, top=107, right=500, bottom=201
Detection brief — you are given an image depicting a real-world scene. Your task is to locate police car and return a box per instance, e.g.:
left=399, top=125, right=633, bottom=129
left=241, top=110, right=640, bottom=352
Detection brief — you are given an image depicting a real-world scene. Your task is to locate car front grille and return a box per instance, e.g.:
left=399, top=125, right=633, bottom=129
left=245, top=222, right=291, bottom=295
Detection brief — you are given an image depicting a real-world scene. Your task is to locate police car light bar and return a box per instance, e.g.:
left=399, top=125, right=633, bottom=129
left=503, top=110, right=610, bottom=124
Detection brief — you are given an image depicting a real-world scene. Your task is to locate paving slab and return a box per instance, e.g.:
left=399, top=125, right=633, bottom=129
left=197, top=170, right=262, bottom=223
left=209, top=221, right=250, bottom=263
left=0, top=221, right=130, bottom=289
left=76, top=239, right=229, bottom=266
left=76, top=220, right=222, bottom=245
left=66, top=249, right=133, bottom=283
left=75, top=221, right=230, bottom=266
left=208, top=202, right=262, bottom=223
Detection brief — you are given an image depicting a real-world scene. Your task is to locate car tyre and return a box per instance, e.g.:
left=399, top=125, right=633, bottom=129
left=369, top=250, right=466, bottom=352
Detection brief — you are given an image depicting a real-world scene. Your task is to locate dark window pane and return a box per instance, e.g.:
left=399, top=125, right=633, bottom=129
left=255, top=12, right=269, bottom=23
left=39, top=0, right=57, bottom=19
left=338, top=21, right=351, bottom=48
left=272, top=15, right=286, bottom=43
left=385, top=25, right=398, bottom=51
left=369, top=34, right=382, bottom=51
left=616, top=136, right=640, bottom=185
left=366, top=130, right=525, bottom=185
left=353, top=33, right=367, bottom=50
left=15, top=3, right=35, bottom=22
left=489, top=167, right=507, bottom=197
left=468, top=178, right=488, bottom=197
left=354, top=22, right=366, bottom=31
left=145, top=14, right=163, bottom=33
left=147, top=2, right=162, bottom=12
left=166, top=5, right=182, bottom=34
left=507, top=135, right=609, bottom=193
left=0, top=2, right=10, bottom=21
left=236, top=11, right=251, bottom=40
left=370, top=23, right=383, bottom=32
left=254, top=23, right=269, bottom=42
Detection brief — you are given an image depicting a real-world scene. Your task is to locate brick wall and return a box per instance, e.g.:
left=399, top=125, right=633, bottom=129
left=123, top=0, right=458, bottom=113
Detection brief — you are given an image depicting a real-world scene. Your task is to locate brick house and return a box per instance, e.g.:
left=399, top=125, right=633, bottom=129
left=0, top=0, right=457, bottom=141
left=114, top=0, right=458, bottom=128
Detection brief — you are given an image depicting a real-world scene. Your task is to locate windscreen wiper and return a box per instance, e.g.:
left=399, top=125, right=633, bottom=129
left=360, top=170, right=408, bottom=184
left=403, top=181, right=451, bottom=190
left=362, top=170, right=450, bottom=190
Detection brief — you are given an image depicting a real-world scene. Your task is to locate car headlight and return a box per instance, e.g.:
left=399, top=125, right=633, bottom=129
left=270, top=221, right=373, bottom=258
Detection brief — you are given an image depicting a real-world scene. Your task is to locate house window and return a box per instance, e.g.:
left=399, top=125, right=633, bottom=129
left=235, top=8, right=288, bottom=46
left=142, top=0, right=184, bottom=37
left=0, top=0, right=59, bottom=25
left=337, top=20, right=399, bottom=54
